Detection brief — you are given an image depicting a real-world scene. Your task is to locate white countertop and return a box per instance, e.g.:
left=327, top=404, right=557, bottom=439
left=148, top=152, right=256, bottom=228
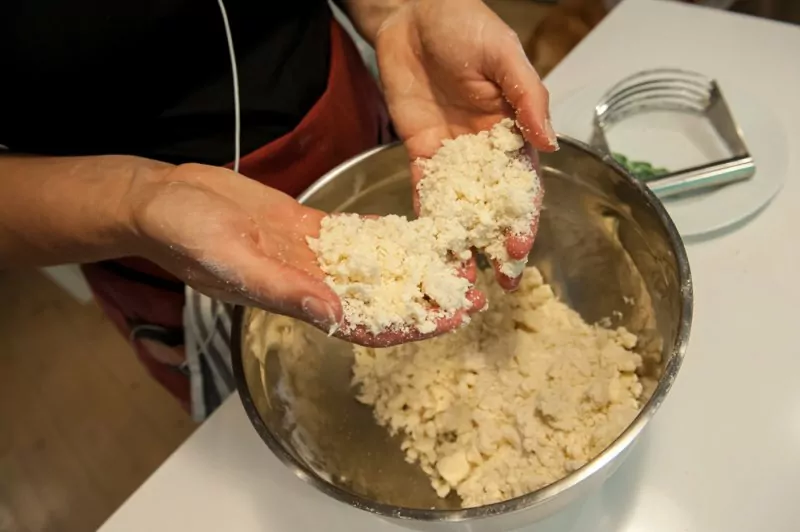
left=99, top=1, right=800, bottom=531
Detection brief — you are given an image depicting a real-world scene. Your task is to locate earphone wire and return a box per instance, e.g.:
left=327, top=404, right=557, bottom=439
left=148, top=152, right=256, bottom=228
left=216, top=0, right=241, bottom=173
left=194, top=0, right=241, bottom=361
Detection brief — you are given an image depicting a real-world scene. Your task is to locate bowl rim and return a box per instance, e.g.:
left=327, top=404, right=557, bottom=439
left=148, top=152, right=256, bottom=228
left=230, top=134, right=693, bottom=523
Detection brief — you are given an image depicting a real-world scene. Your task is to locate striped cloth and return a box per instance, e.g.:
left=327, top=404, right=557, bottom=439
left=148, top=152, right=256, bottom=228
left=180, top=1, right=379, bottom=422
left=183, top=286, right=236, bottom=422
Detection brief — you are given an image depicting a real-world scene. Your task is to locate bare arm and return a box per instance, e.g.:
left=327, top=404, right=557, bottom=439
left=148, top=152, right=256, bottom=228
left=334, top=0, right=410, bottom=46
left=0, top=154, right=169, bottom=267
left=0, top=152, right=485, bottom=346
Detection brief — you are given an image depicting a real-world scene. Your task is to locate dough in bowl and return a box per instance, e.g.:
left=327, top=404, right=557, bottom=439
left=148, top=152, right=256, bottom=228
left=352, top=266, right=643, bottom=508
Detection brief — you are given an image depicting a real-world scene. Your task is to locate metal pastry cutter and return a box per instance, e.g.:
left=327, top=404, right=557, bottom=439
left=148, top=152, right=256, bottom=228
left=589, top=68, right=755, bottom=198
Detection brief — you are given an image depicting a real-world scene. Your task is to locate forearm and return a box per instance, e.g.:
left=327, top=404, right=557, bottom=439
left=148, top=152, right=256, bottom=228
left=0, top=154, right=171, bottom=267
left=335, top=0, right=411, bottom=46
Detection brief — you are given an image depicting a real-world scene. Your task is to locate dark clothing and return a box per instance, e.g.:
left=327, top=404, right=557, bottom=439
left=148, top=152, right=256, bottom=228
left=3, top=0, right=392, bottom=414
left=0, top=0, right=331, bottom=165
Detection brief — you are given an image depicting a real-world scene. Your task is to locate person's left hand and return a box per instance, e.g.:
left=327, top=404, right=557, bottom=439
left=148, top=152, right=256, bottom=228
left=374, top=0, right=556, bottom=290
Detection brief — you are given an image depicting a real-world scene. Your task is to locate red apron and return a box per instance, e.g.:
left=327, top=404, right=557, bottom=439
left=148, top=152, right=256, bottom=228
left=81, top=19, right=391, bottom=412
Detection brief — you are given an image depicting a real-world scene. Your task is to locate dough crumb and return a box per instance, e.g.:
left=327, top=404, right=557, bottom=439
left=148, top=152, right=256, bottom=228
left=352, top=266, right=643, bottom=508
left=309, top=119, right=540, bottom=334
left=307, top=214, right=470, bottom=335
left=417, top=118, right=540, bottom=278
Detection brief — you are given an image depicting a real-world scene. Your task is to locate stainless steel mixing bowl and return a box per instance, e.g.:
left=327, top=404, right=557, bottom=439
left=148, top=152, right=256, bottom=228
left=231, top=136, right=693, bottom=531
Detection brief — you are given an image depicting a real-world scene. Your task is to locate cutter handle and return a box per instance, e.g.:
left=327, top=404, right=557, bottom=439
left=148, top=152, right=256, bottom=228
left=647, top=155, right=755, bottom=198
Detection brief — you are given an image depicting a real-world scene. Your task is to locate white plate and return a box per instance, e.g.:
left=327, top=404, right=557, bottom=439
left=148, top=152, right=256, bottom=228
left=549, top=79, right=789, bottom=238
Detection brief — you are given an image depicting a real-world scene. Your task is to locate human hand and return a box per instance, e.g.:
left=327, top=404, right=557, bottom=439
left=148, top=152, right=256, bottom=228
left=127, top=164, right=483, bottom=347
left=375, top=0, right=553, bottom=290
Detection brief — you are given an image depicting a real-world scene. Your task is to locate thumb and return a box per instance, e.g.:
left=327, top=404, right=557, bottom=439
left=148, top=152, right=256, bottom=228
left=247, top=261, right=342, bottom=332
left=211, top=246, right=343, bottom=333
left=485, top=32, right=558, bottom=152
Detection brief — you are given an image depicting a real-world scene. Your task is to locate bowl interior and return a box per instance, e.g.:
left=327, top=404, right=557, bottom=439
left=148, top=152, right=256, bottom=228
left=237, top=140, right=688, bottom=512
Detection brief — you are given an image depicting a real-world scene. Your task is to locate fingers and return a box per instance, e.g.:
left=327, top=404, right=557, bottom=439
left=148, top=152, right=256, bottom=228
left=504, top=189, right=542, bottom=261
left=342, top=322, right=438, bottom=348
left=494, top=157, right=544, bottom=290
left=486, top=33, right=558, bottom=152
left=256, top=271, right=342, bottom=332
left=493, top=209, right=541, bottom=292
left=455, top=253, right=478, bottom=284
left=528, top=144, right=542, bottom=175
left=410, top=163, right=424, bottom=215
left=495, top=216, right=539, bottom=291
left=338, top=288, right=486, bottom=348
left=492, top=256, right=523, bottom=292
left=506, top=231, right=534, bottom=261
left=210, top=241, right=344, bottom=333
left=464, top=287, right=488, bottom=313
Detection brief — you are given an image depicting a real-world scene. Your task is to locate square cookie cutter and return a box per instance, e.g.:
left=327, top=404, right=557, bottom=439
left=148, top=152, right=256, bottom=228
left=589, top=68, right=755, bottom=198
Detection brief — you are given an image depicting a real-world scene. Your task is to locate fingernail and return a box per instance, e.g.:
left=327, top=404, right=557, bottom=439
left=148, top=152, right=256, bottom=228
left=301, top=296, right=340, bottom=334
left=544, top=118, right=559, bottom=150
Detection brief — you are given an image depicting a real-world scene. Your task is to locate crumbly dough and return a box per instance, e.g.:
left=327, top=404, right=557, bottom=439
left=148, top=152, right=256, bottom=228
left=307, top=214, right=470, bottom=335
left=352, top=266, right=643, bottom=507
left=309, top=119, right=540, bottom=334
left=417, top=118, right=539, bottom=278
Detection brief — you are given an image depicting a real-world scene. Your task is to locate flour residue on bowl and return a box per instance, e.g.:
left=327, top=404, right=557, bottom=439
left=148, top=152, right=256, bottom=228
left=249, top=313, right=334, bottom=483
left=351, top=266, right=643, bottom=508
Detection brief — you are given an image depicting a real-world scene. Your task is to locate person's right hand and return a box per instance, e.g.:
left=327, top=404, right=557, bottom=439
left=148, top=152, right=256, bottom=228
left=126, top=163, right=484, bottom=347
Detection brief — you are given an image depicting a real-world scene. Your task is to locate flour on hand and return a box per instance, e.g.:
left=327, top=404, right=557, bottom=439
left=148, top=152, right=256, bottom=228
left=308, top=119, right=540, bottom=335
left=417, top=118, right=540, bottom=278
left=307, top=214, right=471, bottom=335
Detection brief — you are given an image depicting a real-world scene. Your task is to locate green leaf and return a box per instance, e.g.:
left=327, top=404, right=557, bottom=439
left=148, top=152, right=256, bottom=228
left=612, top=152, right=668, bottom=182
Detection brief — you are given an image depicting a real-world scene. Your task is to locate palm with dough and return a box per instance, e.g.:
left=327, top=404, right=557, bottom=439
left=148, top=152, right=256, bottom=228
left=376, top=0, right=556, bottom=289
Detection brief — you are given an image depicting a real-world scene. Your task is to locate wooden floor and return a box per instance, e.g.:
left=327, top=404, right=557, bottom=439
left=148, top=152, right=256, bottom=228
left=0, top=269, right=195, bottom=532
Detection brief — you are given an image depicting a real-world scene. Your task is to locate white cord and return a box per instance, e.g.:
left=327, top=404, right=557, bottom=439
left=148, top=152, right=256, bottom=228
left=216, top=0, right=241, bottom=173
left=193, top=0, right=241, bottom=353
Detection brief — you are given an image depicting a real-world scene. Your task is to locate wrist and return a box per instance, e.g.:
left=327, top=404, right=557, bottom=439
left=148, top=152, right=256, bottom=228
left=116, top=157, right=176, bottom=258
left=0, top=153, right=176, bottom=266
left=338, top=0, right=412, bottom=46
